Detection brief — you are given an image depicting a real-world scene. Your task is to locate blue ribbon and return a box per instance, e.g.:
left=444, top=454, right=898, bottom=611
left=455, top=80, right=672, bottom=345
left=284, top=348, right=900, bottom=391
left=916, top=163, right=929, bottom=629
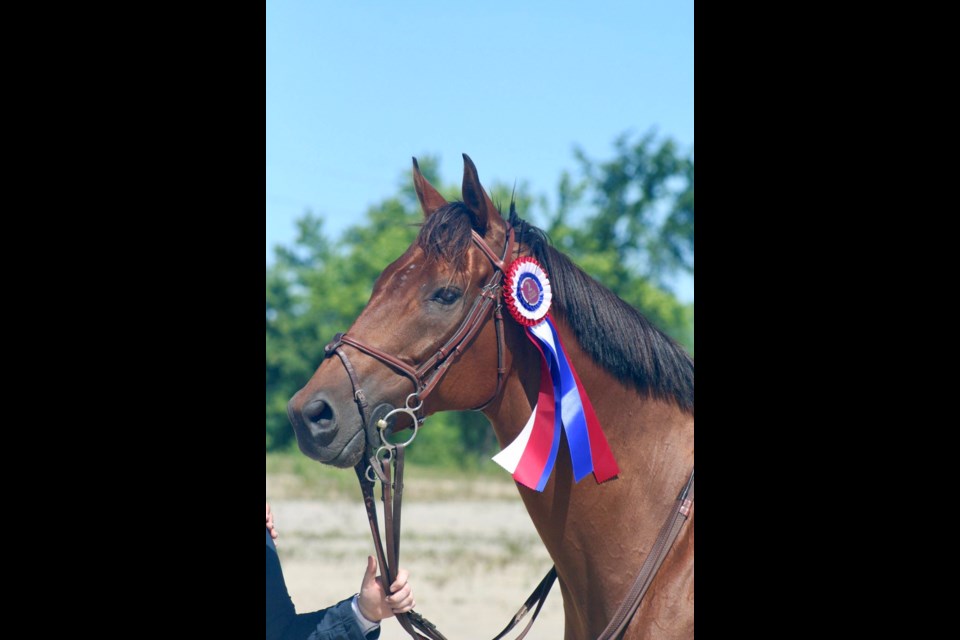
left=528, top=316, right=595, bottom=487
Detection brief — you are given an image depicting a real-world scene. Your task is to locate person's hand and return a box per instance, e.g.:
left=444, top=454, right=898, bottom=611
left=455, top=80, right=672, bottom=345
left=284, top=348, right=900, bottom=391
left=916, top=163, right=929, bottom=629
left=357, top=556, right=415, bottom=622
left=266, top=502, right=278, bottom=541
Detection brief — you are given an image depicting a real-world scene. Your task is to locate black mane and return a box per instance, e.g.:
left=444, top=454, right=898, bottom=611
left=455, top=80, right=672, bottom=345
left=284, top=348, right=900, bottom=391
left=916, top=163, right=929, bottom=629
left=417, top=201, right=694, bottom=414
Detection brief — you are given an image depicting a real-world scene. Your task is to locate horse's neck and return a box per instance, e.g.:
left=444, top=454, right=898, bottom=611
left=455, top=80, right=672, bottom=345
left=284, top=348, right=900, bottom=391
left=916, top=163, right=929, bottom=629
left=488, top=316, right=694, bottom=635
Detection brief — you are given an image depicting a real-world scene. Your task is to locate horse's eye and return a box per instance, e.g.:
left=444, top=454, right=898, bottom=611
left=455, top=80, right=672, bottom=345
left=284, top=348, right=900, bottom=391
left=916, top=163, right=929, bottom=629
left=432, top=287, right=463, bottom=306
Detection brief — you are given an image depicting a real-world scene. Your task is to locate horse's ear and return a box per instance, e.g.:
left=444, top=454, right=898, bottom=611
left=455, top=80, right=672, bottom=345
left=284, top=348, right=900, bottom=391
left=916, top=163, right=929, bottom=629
left=461, top=153, right=501, bottom=237
left=412, top=157, right=448, bottom=217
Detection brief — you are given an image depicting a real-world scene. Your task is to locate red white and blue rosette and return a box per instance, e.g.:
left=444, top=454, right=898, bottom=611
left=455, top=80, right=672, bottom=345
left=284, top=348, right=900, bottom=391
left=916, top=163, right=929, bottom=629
left=503, top=257, right=553, bottom=327
left=493, top=257, right=620, bottom=492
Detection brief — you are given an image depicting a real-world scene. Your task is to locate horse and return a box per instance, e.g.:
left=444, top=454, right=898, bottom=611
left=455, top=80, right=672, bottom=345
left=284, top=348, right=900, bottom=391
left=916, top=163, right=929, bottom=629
left=287, top=155, right=694, bottom=639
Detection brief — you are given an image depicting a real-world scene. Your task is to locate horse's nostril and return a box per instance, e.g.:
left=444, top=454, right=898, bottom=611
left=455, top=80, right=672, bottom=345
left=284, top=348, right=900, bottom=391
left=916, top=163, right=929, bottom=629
left=301, top=397, right=337, bottom=446
left=305, top=400, right=334, bottom=427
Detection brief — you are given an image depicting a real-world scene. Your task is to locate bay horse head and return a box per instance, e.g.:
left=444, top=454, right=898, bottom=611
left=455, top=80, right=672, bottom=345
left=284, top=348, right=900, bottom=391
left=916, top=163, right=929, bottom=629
left=287, top=154, right=517, bottom=467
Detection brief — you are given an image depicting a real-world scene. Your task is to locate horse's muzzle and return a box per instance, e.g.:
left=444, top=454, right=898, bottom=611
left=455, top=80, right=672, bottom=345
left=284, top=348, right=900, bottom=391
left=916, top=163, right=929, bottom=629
left=286, top=390, right=345, bottom=464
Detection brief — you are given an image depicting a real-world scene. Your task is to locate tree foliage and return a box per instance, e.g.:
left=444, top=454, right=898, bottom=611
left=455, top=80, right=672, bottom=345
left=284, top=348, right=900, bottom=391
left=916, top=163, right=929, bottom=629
left=266, top=134, right=694, bottom=462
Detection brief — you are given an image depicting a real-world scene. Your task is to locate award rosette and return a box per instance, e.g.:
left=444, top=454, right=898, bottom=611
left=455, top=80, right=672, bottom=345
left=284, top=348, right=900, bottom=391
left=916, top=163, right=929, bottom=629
left=503, top=257, right=553, bottom=327
left=493, top=257, right=619, bottom=491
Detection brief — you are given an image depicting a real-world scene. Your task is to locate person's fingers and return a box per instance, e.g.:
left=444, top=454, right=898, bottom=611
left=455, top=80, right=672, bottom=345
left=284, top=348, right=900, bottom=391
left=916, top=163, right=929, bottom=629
left=265, top=509, right=278, bottom=538
left=385, top=566, right=413, bottom=612
left=389, top=568, right=409, bottom=594
left=386, top=583, right=410, bottom=604
left=391, top=594, right=415, bottom=613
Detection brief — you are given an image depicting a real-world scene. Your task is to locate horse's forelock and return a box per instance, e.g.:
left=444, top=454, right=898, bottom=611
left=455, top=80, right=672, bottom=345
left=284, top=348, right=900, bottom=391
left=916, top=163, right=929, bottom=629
left=417, top=202, right=481, bottom=270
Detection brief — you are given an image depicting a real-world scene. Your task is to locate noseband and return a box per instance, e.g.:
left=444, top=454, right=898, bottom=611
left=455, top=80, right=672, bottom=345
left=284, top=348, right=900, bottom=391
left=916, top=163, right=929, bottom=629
left=324, top=226, right=516, bottom=445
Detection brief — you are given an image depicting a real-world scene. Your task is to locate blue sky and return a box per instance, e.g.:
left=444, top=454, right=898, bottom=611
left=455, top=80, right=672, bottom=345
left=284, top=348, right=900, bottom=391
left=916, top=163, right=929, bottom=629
left=266, top=1, right=693, bottom=300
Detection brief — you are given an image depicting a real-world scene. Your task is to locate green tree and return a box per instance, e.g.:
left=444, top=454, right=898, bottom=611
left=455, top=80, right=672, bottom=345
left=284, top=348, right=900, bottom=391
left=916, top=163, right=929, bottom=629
left=543, top=132, right=694, bottom=350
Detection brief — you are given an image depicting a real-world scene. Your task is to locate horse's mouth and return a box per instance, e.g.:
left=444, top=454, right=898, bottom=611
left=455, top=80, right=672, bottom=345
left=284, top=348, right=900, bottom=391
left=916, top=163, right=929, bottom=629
left=299, top=428, right=365, bottom=469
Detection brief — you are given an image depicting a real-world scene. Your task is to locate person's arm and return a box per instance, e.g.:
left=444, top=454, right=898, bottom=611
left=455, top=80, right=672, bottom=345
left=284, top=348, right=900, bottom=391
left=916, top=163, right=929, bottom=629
left=265, top=501, right=414, bottom=640
left=266, top=532, right=377, bottom=640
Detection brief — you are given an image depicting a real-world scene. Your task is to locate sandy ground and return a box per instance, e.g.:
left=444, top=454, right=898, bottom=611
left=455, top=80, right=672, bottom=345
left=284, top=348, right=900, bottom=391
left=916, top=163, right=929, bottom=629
left=268, top=478, right=567, bottom=639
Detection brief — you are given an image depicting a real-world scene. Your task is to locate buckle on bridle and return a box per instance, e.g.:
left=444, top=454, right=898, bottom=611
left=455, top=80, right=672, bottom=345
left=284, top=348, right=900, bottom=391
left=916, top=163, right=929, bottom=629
left=324, top=332, right=345, bottom=356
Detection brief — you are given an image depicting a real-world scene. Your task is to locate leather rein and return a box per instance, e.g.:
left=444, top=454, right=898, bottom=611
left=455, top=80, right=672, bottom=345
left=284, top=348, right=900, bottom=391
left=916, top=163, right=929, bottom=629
left=322, top=227, right=694, bottom=639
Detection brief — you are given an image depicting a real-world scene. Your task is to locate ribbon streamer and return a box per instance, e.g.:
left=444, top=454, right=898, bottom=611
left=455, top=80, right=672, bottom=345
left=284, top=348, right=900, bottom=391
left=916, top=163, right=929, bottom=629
left=493, top=314, right=620, bottom=491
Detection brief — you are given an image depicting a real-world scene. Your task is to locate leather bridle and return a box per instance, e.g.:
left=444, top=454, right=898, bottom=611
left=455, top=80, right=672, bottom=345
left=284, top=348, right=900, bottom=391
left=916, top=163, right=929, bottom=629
left=323, top=227, right=515, bottom=443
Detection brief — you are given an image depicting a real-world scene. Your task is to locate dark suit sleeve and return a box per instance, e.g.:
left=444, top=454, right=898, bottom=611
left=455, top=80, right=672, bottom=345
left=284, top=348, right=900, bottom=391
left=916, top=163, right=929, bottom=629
left=267, top=528, right=379, bottom=640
